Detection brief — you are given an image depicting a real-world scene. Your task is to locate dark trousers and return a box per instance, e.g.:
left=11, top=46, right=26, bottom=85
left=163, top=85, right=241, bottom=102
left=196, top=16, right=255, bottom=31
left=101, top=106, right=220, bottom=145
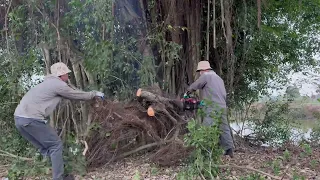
left=14, top=116, right=64, bottom=180
left=202, top=108, right=234, bottom=151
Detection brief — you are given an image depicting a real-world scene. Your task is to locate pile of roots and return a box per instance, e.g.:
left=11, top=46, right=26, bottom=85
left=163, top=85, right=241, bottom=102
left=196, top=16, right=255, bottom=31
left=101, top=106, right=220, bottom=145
left=86, top=87, right=194, bottom=168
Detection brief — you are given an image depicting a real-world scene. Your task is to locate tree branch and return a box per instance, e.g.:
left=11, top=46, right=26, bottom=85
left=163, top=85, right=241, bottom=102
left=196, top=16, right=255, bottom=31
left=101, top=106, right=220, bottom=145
left=4, top=0, right=12, bottom=50
left=206, top=0, right=210, bottom=60
left=35, top=6, right=58, bottom=35
left=257, top=0, right=261, bottom=29
left=35, top=6, right=61, bottom=61
left=212, top=0, right=216, bottom=48
left=216, top=163, right=281, bottom=179
left=0, top=150, right=32, bottom=161
left=113, top=140, right=174, bottom=161
left=81, top=140, right=89, bottom=156
left=220, top=0, right=227, bottom=43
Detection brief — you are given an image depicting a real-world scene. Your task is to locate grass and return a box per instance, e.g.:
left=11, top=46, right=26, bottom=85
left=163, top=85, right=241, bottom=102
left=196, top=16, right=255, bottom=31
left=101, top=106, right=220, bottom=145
left=293, top=119, right=317, bottom=131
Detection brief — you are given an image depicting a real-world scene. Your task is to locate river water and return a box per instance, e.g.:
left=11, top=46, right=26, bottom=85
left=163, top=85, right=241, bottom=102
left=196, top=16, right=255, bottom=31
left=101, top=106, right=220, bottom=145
left=230, top=120, right=317, bottom=146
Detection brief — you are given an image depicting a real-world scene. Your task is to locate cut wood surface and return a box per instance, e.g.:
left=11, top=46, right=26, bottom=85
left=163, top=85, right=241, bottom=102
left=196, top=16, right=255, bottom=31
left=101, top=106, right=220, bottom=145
left=147, top=106, right=155, bottom=116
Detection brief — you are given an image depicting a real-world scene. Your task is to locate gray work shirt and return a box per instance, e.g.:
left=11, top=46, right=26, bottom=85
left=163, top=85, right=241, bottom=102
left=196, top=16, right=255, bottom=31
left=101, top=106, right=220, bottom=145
left=14, top=75, right=96, bottom=120
left=187, top=71, right=227, bottom=108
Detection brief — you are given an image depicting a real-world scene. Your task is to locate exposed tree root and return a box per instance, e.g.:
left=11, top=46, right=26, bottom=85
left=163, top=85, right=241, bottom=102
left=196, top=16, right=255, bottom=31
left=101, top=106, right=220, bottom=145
left=86, top=87, right=191, bottom=168
left=81, top=140, right=89, bottom=156
left=113, top=140, right=174, bottom=161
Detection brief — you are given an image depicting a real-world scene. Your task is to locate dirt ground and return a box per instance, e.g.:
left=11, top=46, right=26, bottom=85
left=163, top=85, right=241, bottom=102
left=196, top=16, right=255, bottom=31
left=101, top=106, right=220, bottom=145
left=1, top=144, right=320, bottom=180
left=78, top=144, right=320, bottom=180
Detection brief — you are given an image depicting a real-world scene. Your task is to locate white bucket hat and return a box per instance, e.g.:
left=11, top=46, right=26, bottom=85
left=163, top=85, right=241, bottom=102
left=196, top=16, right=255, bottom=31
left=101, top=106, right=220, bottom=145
left=196, top=61, right=212, bottom=72
left=50, top=62, right=72, bottom=77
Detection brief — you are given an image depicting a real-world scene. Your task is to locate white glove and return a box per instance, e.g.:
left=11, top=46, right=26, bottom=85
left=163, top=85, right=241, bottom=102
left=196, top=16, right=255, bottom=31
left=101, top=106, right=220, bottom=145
left=95, top=91, right=104, bottom=98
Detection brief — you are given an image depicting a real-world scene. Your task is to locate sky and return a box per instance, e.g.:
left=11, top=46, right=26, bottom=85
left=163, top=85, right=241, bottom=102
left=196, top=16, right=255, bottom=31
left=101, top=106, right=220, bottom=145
left=267, top=53, right=320, bottom=97
left=268, top=70, right=320, bottom=97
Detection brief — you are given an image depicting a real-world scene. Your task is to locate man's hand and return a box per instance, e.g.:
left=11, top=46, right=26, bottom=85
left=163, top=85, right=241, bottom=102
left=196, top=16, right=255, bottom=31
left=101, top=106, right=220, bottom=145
left=94, top=91, right=105, bottom=99
left=183, top=91, right=192, bottom=98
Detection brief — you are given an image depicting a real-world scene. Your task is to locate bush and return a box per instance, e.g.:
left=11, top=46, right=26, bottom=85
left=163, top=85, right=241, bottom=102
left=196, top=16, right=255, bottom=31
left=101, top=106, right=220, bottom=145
left=247, top=101, right=292, bottom=147
left=63, top=135, right=87, bottom=177
left=310, top=120, right=320, bottom=146
left=5, top=134, right=87, bottom=179
left=7, top=157, right=50, bottom=180
left=288, top=107, right=308, bottom=120
left=178, top=103, right=224, bottom=179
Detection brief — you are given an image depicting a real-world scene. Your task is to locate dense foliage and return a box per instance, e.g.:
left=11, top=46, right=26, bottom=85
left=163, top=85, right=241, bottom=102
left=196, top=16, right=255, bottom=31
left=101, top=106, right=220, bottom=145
left=1, top=0, right=320, bottom=178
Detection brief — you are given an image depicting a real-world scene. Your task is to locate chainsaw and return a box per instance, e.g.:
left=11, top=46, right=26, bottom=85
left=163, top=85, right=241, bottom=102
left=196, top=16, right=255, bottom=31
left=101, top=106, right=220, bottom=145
left=180, top=93, right=204, bottom=110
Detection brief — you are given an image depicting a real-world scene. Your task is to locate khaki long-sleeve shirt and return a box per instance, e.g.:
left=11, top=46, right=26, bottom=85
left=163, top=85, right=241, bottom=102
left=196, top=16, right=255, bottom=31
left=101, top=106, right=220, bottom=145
left=187, top=71, right=227, bottom=108
left=14, top=75, right=96, bottom=119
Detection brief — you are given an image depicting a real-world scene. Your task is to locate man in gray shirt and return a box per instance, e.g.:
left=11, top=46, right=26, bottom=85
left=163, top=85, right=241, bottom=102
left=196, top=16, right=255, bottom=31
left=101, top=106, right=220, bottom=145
left=14, top=62, right=104, bottom=180
left=186, top=61, right=234, bottom=157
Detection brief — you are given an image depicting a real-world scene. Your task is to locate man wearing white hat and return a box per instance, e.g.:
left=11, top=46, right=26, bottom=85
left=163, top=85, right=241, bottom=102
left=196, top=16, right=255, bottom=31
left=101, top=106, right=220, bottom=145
left=14, top=62, right=104, bottom=180
left=186, top=61, right=234, bottom=157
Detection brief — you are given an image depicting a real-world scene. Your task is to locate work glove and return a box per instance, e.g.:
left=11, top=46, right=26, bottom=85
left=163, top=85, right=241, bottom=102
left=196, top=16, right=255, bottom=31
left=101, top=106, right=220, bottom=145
left=94, top=91, right=105, bottom=100
left=183, top=91, right=191, bottom=98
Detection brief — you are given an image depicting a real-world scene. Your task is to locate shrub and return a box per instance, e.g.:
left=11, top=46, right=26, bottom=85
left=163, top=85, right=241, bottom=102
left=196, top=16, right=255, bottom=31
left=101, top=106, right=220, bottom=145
left=178, top=102, right=224, bottom=179
left=247, top=101, right=292, bottom=147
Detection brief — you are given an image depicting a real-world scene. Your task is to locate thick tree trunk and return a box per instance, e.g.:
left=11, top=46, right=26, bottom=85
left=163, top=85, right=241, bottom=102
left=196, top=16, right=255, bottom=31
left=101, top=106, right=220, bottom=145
left=206, top=0, right=210, bottom=61
left=39, top=43, right=51, bottom=75
left=224, top=0, right=235, bottom=104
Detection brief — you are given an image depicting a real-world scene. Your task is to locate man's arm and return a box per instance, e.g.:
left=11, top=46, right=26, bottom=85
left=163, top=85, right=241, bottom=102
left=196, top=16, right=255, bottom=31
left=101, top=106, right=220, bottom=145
left=55, top=83, right=96, bottom=100
left=187, top=74, right=207, bottom=93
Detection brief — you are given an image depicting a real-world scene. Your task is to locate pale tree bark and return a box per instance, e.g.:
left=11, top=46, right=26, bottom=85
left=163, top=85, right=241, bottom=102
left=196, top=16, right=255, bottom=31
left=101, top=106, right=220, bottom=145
left=206, top=0, right=210, bottom=61
left=234, top=0, right=248, bottom=88
left=67, top=43, right=90, bottom=138
left=257, top=0, right=261, bottom=29
left=82, top=65, right=96, bottom=86
left=220, top=0, right=227, bottom=42
left=185, top=0, right=194, bottom=86
left=212, top=0, right=222, bottom=76
left=212, top=0, right=216, bottom=49
left=39, top=43, right=51, bottom=75
left=224, top=0, right=235, bottom=101
left=4, top=0, right=12, bottom=50
left=181, top=0, right=202, bottom=87
left=222, top=0, right=236, bottom=145
left=193, top=0, right=201, bottom=80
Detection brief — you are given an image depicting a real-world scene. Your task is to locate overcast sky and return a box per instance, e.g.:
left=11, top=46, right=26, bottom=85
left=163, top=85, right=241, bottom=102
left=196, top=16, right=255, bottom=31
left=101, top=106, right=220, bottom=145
left=268, top=54, right=320, bottom=97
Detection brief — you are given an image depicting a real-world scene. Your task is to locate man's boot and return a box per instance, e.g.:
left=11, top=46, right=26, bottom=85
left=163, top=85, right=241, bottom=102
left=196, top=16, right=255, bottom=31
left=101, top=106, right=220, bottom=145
left=63, top=174, right=75, bottom=180
left=224, top=148, right=234, bottom=158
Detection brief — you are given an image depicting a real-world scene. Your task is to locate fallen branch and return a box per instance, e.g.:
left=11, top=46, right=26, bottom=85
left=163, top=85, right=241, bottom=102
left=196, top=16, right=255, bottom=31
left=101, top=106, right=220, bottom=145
left=280, top=165, right=291, bottom=180
left=0, top=150, right=32, bottom=161
left=81, top=140, right=89, bottom=156
left=113, top=140, right=174, bottom=161
left=0, top=102, right=18, bottom=106
left=216, top=163, right=281, bottom=180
